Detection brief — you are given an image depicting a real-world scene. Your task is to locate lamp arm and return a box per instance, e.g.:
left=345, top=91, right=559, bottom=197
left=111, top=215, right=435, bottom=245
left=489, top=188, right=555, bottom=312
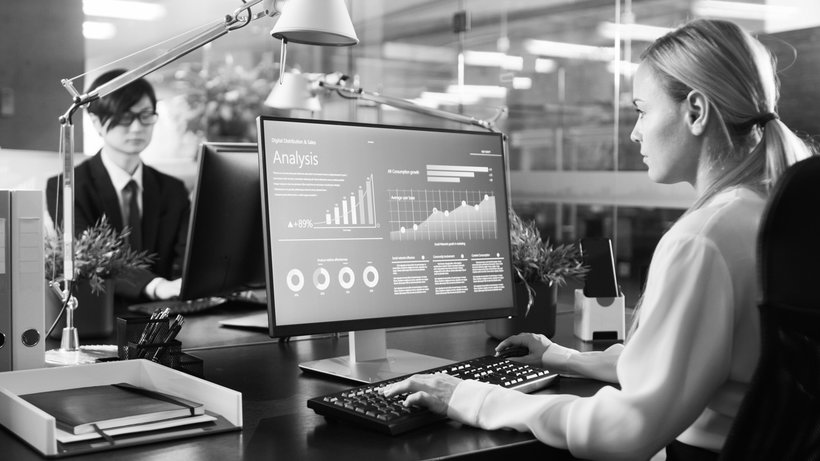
left=62, top=0, right=269, bottom=105
left=317, top=81, right=504, bottom=133
left=57, top=103, right=81, bottom=285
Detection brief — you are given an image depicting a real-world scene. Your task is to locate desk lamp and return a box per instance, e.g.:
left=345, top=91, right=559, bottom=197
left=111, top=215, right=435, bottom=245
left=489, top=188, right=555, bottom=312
left=264, top=71, right=323, bottom=112
left=266, top=71, right=506, bottom=132
left=52, top=0, right=358, bottom=354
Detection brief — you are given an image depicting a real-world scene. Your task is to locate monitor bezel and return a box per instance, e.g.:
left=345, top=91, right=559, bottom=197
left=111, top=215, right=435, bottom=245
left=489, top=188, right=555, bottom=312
left=179, top=141, right=265, bottom=301
left=257, top=115, right=517, bottom=338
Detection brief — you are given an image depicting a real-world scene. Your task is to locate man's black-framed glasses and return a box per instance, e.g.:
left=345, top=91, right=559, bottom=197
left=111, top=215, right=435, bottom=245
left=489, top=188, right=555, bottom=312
left=115, top=111, right=159, bottom=126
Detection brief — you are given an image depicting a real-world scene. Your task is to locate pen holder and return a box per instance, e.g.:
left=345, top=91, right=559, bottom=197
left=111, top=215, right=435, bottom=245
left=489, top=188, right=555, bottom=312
left=115, top=316, right=204, bottom=378
left=573, top=289, right=625, bottom=341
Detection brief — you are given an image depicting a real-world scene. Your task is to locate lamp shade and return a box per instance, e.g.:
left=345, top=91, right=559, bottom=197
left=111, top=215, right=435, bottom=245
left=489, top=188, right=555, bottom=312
left=271, top=0, right=359, bottom=46
left=265, top=72, right=322, bottom=111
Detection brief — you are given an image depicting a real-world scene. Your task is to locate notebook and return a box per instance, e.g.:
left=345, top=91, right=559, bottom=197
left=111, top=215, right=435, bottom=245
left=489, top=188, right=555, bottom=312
left=21, top=383, right=205, bottom=435
left=55, top=413, right=218, bottom=444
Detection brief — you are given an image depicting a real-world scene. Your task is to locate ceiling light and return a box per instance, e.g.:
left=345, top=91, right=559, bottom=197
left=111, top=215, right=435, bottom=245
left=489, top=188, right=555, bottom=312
left=512, top=77, right=532, bottom=90
left=463, top=51, right=524, bottom=71
left=446, top=84, right=507, bottom=99
left=693, top=1, right=795, bottom=21
left=597, top=22, right=673, bottom=42
left=83, top=0, right=166, bottom=21
left=534, top=58, right=557, bottom=73
left=525, top=39, right=616, bottom=61
left=83, top=21, right=117, bottom=40
left=418, top=92, right=481, bottom=107
left=607, top=60, right=640, bottom=76
left=382, top=42, right=455, bottom=64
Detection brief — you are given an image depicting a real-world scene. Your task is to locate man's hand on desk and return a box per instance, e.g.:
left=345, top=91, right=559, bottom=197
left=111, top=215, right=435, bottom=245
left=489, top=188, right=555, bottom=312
left=146, top=278, right=182, bottom=300
left=382, top=373, right=463, bottom=415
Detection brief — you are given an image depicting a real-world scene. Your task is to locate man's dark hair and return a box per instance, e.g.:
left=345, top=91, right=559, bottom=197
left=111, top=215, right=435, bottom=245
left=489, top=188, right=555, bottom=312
left=86, top=69, right=157, bottom=131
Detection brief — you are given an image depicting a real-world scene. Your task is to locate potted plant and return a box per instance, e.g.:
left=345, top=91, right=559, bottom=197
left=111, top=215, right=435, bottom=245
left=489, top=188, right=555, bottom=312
left=44, top=216, right=154, bottom=338
left=486, top=210, right=588, bottom=339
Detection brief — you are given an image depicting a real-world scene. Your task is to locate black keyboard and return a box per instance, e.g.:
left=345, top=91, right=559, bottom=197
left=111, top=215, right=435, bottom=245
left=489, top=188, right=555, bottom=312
left=307, top=354, right=557, bottom=435
left=128, top=297, right=227, bottom=316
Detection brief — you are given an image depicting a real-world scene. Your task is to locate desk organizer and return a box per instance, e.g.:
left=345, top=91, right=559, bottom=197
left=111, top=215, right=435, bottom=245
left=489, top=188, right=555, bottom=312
left=116, top=316, right=204, bottom=378
left=573, top=289, right=625, bottom=341
left=0, top=359, right=242, bottom=457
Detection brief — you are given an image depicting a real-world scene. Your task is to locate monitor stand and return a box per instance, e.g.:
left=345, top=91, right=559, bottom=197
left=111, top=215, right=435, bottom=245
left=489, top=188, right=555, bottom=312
left=298, top=328, right=454, bottom=383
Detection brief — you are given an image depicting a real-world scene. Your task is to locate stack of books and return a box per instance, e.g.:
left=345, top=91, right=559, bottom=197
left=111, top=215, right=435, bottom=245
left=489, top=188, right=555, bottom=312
left=21, top=382, right=215, bottom=443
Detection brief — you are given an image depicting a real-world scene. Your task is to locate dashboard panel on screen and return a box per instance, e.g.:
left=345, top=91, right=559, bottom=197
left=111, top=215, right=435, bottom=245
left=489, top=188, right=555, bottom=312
left=257, top=116, right=516, bottom=339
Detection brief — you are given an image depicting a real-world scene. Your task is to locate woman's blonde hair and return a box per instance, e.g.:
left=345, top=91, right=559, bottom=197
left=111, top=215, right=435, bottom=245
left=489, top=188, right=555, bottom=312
left=628, top=19, right=815, bottom=338
left=640, top=18, right=814, bottom=211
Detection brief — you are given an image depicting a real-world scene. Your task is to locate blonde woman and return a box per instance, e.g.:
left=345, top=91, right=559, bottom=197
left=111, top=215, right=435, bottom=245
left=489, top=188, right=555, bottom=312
left=384, top=19, right=814, bottom=461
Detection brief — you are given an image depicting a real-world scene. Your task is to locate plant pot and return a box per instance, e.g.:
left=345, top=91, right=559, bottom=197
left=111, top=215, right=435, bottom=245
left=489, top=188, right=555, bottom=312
left=485, top=280, right=557, bottom=340
left=45, top=279, right=115, bottom=339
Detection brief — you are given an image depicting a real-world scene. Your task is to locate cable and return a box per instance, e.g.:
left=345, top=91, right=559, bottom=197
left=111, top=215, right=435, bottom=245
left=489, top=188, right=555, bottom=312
left=45, top=283, right=75, bottom=339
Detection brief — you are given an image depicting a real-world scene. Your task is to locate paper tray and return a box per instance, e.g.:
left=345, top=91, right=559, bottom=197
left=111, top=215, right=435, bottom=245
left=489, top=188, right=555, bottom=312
left=0, top=359, right=242, bottom=457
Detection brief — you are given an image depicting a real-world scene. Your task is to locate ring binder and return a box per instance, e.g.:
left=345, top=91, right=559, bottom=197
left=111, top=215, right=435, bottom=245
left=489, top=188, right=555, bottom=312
left=0, top=190, right=45, bottom=371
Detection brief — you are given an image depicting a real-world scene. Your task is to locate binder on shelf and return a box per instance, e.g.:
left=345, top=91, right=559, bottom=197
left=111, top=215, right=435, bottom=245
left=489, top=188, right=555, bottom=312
left=0, top=191, right=11, bottom=372
left=0, top=190, right=45, bottom=372
left=10, top=190, right=45, bottom=370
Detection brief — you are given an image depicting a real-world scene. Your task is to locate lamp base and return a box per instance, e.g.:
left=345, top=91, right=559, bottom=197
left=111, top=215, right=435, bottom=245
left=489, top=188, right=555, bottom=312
left=60, top=327, right=79, bottom=351
left=45, top=344, right=118, bottom=366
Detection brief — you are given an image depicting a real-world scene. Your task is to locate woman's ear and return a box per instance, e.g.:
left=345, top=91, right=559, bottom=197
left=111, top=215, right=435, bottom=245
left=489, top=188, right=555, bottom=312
left=685, top=90, right=709, bottom=136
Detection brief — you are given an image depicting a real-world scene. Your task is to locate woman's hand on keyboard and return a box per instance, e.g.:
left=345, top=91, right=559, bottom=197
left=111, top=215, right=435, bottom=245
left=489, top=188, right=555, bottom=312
left=381, top=373, right=462, bottom=415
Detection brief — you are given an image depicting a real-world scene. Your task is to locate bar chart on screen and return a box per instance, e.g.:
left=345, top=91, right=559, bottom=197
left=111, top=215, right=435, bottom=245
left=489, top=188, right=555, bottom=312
left=425, top=163, right=496, bottom=184
left=278, top=171, right=381, bottom=235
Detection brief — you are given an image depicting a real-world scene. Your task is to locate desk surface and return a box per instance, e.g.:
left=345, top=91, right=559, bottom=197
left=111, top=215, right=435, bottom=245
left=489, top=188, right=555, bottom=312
left=11, top=310, right=616, bottom=460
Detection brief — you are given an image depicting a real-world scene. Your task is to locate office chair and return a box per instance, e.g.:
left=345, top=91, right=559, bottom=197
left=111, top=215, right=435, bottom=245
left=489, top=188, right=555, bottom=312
left=719, top=156, right=820, bottom=461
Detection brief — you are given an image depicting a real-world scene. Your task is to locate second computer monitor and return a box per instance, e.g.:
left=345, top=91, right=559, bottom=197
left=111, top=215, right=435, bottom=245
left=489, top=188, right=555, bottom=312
left=179, top=142, right=266, bottom=301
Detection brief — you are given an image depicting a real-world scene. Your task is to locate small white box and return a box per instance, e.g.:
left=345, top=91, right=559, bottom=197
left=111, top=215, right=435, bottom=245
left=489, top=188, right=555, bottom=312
left=573, top=288, right=625, bottom=341
left=0, top=359, right=242, bottom=457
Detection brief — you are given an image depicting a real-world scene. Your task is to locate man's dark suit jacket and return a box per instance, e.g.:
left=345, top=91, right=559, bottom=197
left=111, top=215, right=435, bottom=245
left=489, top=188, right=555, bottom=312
left=46, top=153, right=190, bottom=300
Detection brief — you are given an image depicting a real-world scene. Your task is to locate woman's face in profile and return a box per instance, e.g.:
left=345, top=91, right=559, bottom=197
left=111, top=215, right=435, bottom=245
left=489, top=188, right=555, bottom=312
left=100, top=95, right=156, bottom=157
left=629, top=63, right=700, bottom=186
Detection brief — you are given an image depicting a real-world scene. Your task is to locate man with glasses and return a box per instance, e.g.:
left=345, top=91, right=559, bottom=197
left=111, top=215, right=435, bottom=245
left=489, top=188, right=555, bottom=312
left=46, top=69, right=189, bottom=301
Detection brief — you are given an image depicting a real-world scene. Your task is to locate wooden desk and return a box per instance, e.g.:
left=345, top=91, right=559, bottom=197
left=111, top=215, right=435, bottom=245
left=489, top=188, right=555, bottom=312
left=11, top=311, right=615, bottom=460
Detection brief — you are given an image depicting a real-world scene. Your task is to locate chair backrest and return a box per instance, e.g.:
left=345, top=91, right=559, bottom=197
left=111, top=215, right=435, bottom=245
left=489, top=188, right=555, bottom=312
left=719, top=156, right=820, bottom=461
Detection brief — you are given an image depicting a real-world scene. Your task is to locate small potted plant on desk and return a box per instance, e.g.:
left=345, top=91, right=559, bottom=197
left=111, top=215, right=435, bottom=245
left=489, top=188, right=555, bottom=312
left=486, top=210, right=588, bottom=340
left=45, top=216, right=154, bottom=339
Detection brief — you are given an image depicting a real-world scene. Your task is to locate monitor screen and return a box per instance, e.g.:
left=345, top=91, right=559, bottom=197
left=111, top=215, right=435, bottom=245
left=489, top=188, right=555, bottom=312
left=179, top=142, right=266, bottom=301
left=258, top=117, right=515, bottom=381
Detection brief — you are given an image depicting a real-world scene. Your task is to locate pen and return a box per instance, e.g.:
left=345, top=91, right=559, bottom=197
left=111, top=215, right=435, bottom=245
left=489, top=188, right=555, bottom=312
left=138, top=308, right=171, bottom=358
left=151, top=315, right=185, bottom=362
left=136, top=310, right=161, bottom=354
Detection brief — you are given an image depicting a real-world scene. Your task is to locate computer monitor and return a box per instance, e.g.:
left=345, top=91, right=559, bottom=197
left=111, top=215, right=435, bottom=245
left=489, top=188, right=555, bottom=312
left=257, top=116, right=517, bottom=382
left=179, top=142, right=266, bottom=301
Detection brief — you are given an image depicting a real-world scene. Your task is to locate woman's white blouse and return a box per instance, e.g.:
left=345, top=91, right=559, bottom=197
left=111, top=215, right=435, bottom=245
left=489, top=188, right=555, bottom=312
left=447, top=187, right=765, bottom=461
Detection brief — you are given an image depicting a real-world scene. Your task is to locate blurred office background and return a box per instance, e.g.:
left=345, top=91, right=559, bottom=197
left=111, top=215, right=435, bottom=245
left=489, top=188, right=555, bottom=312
left=2, top=0, right=819, bottom=305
